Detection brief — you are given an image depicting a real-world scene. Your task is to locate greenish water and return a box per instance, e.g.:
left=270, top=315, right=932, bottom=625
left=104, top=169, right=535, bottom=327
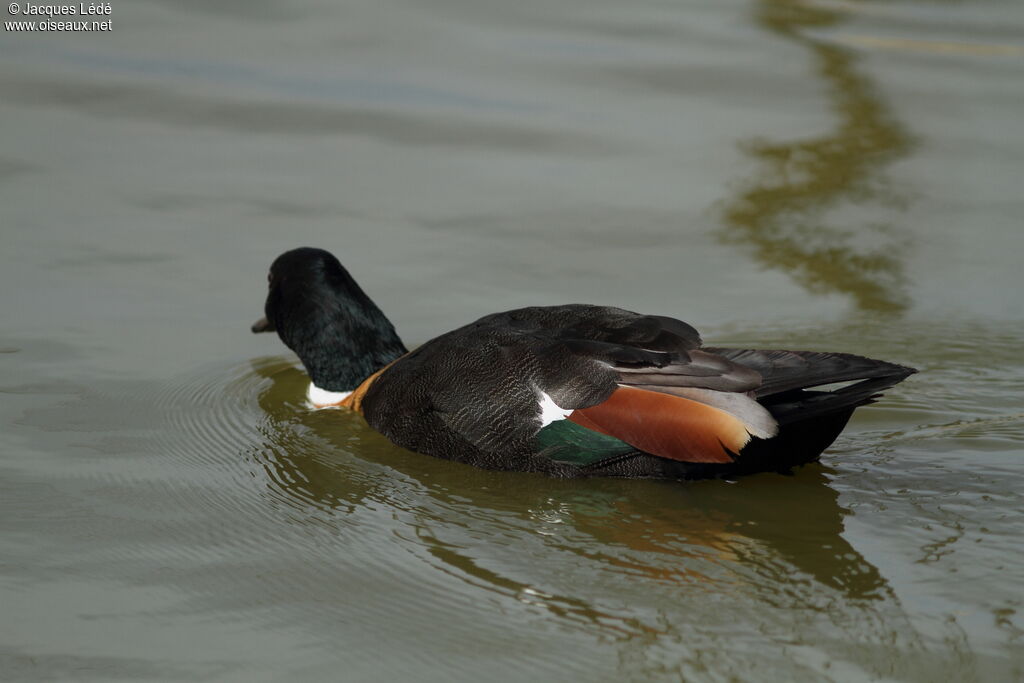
left=2, top=0, right=1023, bottom=681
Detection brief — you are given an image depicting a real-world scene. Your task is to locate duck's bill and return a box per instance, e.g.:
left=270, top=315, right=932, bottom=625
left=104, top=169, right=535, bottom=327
left=251, top=316, right=275, bottom=333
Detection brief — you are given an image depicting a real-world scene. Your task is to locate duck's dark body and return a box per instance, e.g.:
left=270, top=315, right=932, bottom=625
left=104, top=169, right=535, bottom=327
left=254, top=248, right=915, bottom=480
left=361, top=306, right=912, bottom=479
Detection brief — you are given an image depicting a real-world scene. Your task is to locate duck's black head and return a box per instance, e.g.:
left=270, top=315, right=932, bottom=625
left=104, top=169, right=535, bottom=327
left=252, top=247, right=408, bottom=391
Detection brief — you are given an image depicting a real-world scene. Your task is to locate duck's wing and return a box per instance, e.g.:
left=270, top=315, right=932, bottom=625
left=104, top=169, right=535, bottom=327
left=535, top=339, right=778, bottom=466
left=363, top=306, right=779, bottom=468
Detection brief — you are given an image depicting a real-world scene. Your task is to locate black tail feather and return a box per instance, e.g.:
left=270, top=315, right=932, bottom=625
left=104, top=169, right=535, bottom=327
left=647, top=351, right=915, bottom=479
left=760, top=372, right=915, bottom=426
left=705, top=348, right=916, bottom=399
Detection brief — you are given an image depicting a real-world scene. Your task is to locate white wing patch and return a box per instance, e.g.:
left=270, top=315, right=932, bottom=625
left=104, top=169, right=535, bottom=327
left=306, top=382, right=353, bottom=410
left=537, top=391, right=573, bottom=427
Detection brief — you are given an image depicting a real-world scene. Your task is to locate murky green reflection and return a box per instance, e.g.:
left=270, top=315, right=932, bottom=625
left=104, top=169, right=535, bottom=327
left=721, top=0, right=914, bottom=313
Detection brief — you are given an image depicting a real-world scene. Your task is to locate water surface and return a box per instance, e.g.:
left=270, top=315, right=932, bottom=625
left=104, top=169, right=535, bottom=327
left=2, top=0, right=1023, bottom=680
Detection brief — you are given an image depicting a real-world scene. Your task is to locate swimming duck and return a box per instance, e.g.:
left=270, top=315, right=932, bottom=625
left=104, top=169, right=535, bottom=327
left=252, top=247, right=915, bottom=479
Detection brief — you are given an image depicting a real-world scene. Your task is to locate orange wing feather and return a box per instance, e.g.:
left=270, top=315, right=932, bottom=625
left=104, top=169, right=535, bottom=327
left=568, top=386, right=753, bottom=464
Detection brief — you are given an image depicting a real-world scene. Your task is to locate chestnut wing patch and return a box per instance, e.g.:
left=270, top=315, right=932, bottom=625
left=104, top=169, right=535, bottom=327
left=568, top=386, right=755, bottom=464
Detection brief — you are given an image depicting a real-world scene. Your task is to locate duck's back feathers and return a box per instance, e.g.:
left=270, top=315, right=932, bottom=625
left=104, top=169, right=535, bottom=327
left=354, top=307, right=726, bottom=473
left=357, top=305, right=915, bottom=478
